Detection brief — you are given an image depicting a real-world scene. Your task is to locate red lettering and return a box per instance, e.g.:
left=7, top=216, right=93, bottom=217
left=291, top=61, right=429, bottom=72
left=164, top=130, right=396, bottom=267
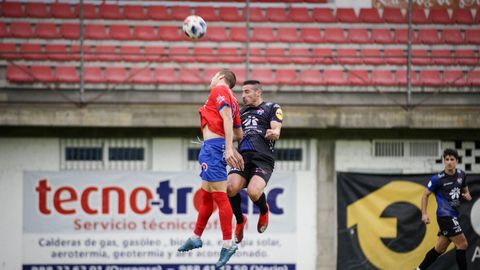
left=130, top=187, right=153, bottom=214
left=53, top=186, right=77, bottom=215
left=35, top=179, right=51, bottom=214
left=81, top=186, right=98, bottom=214
left=102, top=187, right=125, bottom=214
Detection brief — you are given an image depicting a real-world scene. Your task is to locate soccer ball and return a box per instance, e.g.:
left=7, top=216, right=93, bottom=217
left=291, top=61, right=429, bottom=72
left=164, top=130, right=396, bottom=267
left=183, top=15, right=207, bottom=40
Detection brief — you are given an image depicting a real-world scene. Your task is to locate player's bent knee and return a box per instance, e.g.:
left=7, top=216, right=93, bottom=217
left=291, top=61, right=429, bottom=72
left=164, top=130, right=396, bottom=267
left=247, top=187, right=262, bottom=201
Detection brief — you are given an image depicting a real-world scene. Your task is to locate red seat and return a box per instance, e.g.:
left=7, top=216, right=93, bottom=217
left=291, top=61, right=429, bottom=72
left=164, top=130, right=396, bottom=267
left=276, top=69, right=299, bottom=85
left=46, top=44, right=70, bottom=61
left=0, top=22, right=7, bottom=38
left=194, top=47, right=217, bottom=63
left=170, top=6, right=191, bottom=20
left=219, top=7, right=243, bottom=22
left=384, top=49, right=406, bottom=65
left=371, top=29, right=394, bottom=44
left=412, top=49, right=430, bottom=65
left=396, top=70, right=418, bottom=86
left=324, top=28, right=347, bottom=43
left=289, top=48, right=314, bottom=64
left=251, top=27, right=276, bottom=42
left=95, top=45, right=119, bottom=61
left=476, top=8, right=480, bottom=23
left=56, top=67, right=79, bottom=83
left=336, top=49, right=360, bottom=65
left=336, top=8, right=358, bottom=23
left=394, top=29, right=410, bottom=44
left=431, top=50, right=453, bottom=65
left=120, top=46, right=143, bottom=62
left=348, top=70, right=369, bottom=85
left=51, top=3, right=78, bottom=19
left=359, top=8, right=383, bottom=23
left=442, top=29, right=464, bottom=44
left=203, top=68, right=221, bottom=83
left=105, top=67, right=127, bottom=83
left=277, top=28, right=299, bottom=43
left=84, top=67, right=104, bottom=83
left=348, top=29, right=370, bottom=43
left=428, top=9, right=451, bottom=24
left=26, top=3, right=49, bottom=18
left=195, top=7, right=219, bottom=21
left=248, top=7, right=266, bottom=22
left=10, top=22, right=34, bottom=38
left=417, top=29, right=440, bottom=44
left=100, top=4, right=122, bottom=19
left=247, top=48, right=266, bottom=63
left=158, top=26, right=182, bottom=41
left=383, top=8, right=406, bottom=23
left=412, top=9, right=429, bottom=24
left=60, top=24, right=80, bottom=39
left=85, top=25, right=108, bottom=40
left=1, top=2, right=24, bottom=17
left=467, top=70, right=480, bottom=86
left=299, top=69, right=323, bottom=85
left=179, top=68, right=203, bottom=84
left=169, top=47, right=191, bottom=63
left=361, top=49, right=384, bottom=65
left=110, top=25, right=133, bottom=40
left=124, top=5, right=148, bottom=20
left=301, top=28, right=323, bottom=43
left=129, top=68, right=154, bottom=84
left=82, top=4, right=100, bottom=19
left=452, top=9, right=473, bottom=24
left=455, top=50, right=478, bottom=65
left=290, top=8, right=313, bottom=22
left=312, top=48, right=333, bottom=64
left=0, top=43, right=19, bottom=60
left=20, top=44, right=43, bottom=60
left=231, top=68, right=246, bottom=84
left=31, top=66, right=56, bottom=83
left=324, top=70, right=347, bottom=85
left=71, top=45, right=93, bottom=61
left=266, top=7, right=288, bottom=22
left=371, top=70, right=395, bottom=86
left=465, top=29, right=480, bottom=44
left=144, top=46, right=165, bottom=62
left=265, top=48, right=288, bottom=64
left=7, top=65, right=34, bottom=83
left=312, top=8, right=336, bottom=22
left=444, top=70, right=466, bottom=86
left=204, top=27, right=228, bottom=42
left=230, top=27, right=246, bottom=42
left=35, top=23, right=60, bottom=39
left=251, top=69, right=275, bottom=85
left=134, top=26, right=157, bottom=41
left=419, top=70, right=442, bottom=86
left=218, top=47, right=242, bottom=63
left=147, top=6, right=171, bottom=20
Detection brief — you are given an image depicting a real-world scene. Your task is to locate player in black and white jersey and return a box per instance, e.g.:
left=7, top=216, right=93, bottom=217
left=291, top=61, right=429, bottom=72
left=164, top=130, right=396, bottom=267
left=226, top=80, right=283, bottom=243
left=415, top=148, right=472, bottom=270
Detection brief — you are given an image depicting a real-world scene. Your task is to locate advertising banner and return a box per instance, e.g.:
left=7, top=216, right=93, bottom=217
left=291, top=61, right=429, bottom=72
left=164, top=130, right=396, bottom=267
left=337, top=172, right=480, bottom=270
left=23, top=171, right=296, bottom=270
left=373, top=0, right=480, bottom=9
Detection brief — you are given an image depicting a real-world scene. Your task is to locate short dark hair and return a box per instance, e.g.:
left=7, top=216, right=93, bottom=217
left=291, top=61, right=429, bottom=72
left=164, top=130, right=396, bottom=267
left=218, top=69, right=236, bottom=89
left=243, top=80, right=261, bottom=86
left=443, top=148, right=459, bottom=161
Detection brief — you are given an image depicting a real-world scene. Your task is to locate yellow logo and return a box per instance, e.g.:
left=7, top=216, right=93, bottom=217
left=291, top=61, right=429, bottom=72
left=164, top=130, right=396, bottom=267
left=275, top=108, right=283, bottom=120
left=347, top=181, right=453, bottom=270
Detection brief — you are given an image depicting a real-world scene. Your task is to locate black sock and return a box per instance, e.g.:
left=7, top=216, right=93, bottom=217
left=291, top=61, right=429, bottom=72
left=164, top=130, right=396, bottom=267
left=456, top=249, right=467, bottom=270
left=254, top=193, right=268, bottom=215
left=228, top=193, right=244, bottom=224
left=418, top=247, right=442, bottom=270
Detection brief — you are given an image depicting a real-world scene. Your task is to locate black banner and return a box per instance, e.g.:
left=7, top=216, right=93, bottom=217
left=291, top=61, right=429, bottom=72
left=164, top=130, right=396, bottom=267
left=337, top=172, right=480, bottom=270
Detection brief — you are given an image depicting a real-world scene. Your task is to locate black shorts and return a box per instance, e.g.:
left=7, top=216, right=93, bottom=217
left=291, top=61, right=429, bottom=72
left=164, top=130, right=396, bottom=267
left=437, top=216, right=463, bottom=237
left=228, top=151, right=274, bottom=185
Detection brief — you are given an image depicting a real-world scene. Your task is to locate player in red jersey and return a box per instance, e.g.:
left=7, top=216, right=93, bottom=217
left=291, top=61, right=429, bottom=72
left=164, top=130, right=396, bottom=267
left=178, top=69, right=244, bottom=268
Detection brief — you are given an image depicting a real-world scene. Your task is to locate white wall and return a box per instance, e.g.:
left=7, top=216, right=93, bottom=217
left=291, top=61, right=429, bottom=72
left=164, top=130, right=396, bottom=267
left=335, top=0, right=372, bottom=8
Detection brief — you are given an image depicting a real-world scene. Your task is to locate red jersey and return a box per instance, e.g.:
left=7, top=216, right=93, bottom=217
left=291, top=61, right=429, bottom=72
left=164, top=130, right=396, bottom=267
left=199, top=85, right=241, bottom=137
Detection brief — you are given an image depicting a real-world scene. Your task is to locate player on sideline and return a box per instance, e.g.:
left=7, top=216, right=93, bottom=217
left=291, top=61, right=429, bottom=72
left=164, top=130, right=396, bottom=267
left=177, top=70, right=244, bottom=268
left=227, top=80, right=283, bottom=243
left=415, top=148, right=472, bottom=270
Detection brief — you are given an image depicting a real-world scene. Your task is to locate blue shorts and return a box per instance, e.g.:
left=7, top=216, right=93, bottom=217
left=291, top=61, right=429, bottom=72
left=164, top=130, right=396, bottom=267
left=198, top=138, right=227, bottom=182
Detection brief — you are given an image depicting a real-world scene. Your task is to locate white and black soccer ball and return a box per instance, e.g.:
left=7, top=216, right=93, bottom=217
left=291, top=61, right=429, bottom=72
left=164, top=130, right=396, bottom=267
left=183, top=15, right=207, bottom=40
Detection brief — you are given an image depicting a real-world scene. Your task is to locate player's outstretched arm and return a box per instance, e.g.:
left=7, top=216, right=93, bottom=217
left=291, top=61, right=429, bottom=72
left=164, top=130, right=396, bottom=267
left=421, top=188, right=432, bottom=224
